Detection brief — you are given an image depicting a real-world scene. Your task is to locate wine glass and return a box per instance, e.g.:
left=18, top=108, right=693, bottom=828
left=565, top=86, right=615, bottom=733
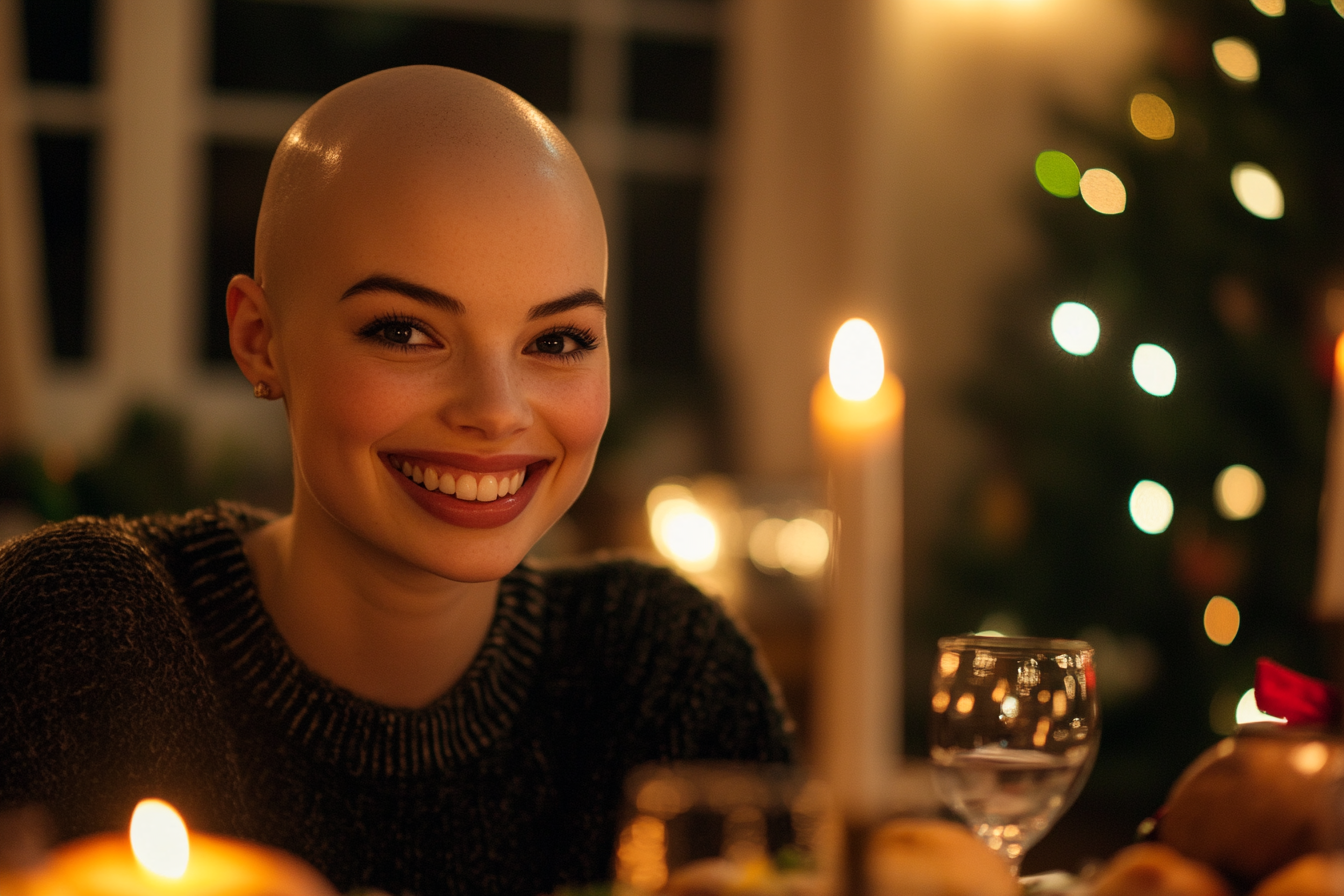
left=613, top=762, right=836, bottom=895
left=928, top=635, right=1099, bottom=875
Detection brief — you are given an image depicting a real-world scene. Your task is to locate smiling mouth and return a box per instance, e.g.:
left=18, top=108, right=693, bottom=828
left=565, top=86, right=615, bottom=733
left=387, top=454, right=531, bottom=503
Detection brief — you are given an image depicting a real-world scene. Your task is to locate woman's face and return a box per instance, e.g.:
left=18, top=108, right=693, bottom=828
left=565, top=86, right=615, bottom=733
left=265, top=161, right=609, bottom=583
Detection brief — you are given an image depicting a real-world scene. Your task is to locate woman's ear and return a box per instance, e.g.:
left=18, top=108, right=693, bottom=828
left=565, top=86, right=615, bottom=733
left=226, top=274, right=284, bottom=398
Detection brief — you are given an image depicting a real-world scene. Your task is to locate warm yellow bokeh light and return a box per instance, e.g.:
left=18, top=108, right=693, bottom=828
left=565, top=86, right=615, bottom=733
left=777, top=517, right=830, bottom=577
left=1130, top=93, right=1175, bottom=140
left=1334, top=0, right=1344, bottom=19
left=1212, top=37, right=1260, bottom=83
left=1132, top=343, right=1177, bottom=396
left=1231, top=163, right=1284, bottom=220
left=650, top=497, right=719, bottom=572
left=829, top=319, right=885, bottom=402
left=130, top=799, right=190, bottom=880
left=1236, top=688, right=1287, bottom=725
left=747, top=517, right=787, bottom=570
left=1214, top=464, right=1265, bottom=520
left=1250, top=0, right=1285, bottom=15
left=1203, top=596, right=1241, bottom=646
left=1129, top=480, right=1174, bottom=534
left=1080, top=168, right=1127, bottom=215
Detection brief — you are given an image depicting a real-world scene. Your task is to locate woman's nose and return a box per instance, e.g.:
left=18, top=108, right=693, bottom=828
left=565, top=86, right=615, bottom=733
left=439, top=352, right=533, bottom=441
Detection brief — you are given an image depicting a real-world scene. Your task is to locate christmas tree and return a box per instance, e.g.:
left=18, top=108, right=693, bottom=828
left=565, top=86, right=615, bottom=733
left=927, top=0, right=1344, bottom=846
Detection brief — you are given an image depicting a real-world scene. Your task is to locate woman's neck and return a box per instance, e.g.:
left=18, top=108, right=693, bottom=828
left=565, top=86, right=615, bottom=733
left=242, top=506, right=499, bottom=709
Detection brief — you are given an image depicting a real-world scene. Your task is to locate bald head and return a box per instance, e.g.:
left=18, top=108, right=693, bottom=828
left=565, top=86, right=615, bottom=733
left=254, top=66, right=605, bottom=307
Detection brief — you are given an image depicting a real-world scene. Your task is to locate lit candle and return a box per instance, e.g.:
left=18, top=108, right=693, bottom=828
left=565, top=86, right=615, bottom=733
left=5, top=799, right=338, bottom=896
left=1316, top=335, right=1344, bottom=621
left=811, top=319, right=904, bottom=822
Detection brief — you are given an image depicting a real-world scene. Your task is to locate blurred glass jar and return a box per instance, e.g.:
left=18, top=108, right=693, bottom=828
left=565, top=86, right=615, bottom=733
left=614, top=763, right=836, bottom=896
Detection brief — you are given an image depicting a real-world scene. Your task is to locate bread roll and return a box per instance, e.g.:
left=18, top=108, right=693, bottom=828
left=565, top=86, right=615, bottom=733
left=1093, top=843, right=1232, bottom=896
left=1251, top=853, right=1344, bottom=896
left=866, top=819, right=1017, bottom=896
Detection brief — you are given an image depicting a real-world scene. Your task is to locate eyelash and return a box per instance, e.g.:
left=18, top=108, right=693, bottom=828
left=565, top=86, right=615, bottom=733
left=356, top=313, right=435, bottom=352
left=355, top=315, right=601, bottom=360
left=531, top=326, right=601, bottom=363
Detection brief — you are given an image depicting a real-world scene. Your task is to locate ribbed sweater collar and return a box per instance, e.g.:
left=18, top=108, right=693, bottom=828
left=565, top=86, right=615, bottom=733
left=139, top=503, right=548, bottom=778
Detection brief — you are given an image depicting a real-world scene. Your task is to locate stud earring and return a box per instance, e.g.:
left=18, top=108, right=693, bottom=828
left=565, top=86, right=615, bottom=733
left=253, top=381, right=272, bottom=399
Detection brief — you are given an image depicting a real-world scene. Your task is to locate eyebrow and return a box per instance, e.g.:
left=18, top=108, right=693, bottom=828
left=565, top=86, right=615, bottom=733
left=340, top=275, right=464, bottom=313
left=339, top=275, right=605, bottom=320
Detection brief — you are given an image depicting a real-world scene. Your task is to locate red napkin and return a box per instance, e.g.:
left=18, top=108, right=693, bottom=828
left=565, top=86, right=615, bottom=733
left=1253, top=657, right=1341, bottom=727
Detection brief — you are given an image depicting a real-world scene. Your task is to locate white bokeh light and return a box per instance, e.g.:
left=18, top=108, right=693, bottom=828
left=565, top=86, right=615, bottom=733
left=777, top=518, right=830, bottom=577
left=1236, top=688, right=1287, bottom=726
left=1129, top=480, right=1174, bottom=534
left=650, top=497, right=719, bottom=572
left=1231, top=163, right=1284, bottom=220
left=1080, top=168, right=1127, bottom=215
left=1051, top=302, right=1100, bottom=356
left=1132, top=344, right=1177, bottom=396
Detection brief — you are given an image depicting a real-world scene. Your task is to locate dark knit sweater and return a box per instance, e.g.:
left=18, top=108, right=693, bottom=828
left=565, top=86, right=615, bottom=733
left=0, top=503, right=793, bottom=895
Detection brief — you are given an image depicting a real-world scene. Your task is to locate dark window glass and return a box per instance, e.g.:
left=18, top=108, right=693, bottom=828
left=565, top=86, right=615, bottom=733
left=625, top=176, right=706, bottom=374
left=628, top=37, right=716, bottom=129
left=203, top=141, right=273, bottom=362
left=212, top=0, right=572, bottom=115
left=22, top=0, right=96, bottom=84
left=34, top=133, right=93, bottom=360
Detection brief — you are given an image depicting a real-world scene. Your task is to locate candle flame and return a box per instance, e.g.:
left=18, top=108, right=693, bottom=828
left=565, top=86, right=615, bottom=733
left=1335, top=333, right=1344, bottom=384
left=130, top=799, right=190, bottom=879
left=829, top=319, right=885, bottom=401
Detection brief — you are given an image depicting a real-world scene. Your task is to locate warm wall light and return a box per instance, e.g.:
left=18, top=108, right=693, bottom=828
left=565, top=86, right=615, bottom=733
left=130, top=799, right=190, bottom=880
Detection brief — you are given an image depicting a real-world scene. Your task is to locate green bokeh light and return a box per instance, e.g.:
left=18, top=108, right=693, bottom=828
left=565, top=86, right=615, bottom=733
left=1035, top=150, right=1081, bottom=198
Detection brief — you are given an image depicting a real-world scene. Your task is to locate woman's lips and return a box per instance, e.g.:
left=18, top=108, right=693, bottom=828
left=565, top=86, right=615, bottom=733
left=382, top=453, right=550, bottom=529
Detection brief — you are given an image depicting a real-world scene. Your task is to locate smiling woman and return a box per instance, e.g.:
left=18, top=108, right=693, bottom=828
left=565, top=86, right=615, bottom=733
left=0, top=67, right=791, bottom=896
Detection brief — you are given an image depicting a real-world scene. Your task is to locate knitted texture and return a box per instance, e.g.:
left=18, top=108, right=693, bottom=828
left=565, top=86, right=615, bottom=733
left=0, top=503, right=793, bottom=895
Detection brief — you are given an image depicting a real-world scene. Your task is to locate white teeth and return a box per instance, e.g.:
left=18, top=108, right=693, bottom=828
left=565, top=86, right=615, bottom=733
left=457, top=474, right=478, bottom=501
left=478, top=475, right=499, bottom=502
left=396, top=457, right=527, bottom=502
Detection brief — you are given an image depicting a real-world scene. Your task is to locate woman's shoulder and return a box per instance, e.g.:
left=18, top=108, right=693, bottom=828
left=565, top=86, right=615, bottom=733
left=0, top=502, right=273, bottom=610
left=529, top=556, right=728, bottom=635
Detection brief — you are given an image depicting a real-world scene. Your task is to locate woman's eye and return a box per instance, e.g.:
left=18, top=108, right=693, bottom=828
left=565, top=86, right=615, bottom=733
left=360, top=317, right=434, bottom=348
left=533, top=333, right=571, bottom=355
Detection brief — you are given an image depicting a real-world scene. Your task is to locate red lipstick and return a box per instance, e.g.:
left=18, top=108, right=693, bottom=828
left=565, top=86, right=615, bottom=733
left=382, top=453, right=550, bottom=529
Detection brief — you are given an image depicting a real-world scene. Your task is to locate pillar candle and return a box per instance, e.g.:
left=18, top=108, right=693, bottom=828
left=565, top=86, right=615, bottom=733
left=1, top=799, right=338, bottom=896
left=1316, top=334, right=1344, bottom=620
left=811, top=319, right=904, bottom=822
